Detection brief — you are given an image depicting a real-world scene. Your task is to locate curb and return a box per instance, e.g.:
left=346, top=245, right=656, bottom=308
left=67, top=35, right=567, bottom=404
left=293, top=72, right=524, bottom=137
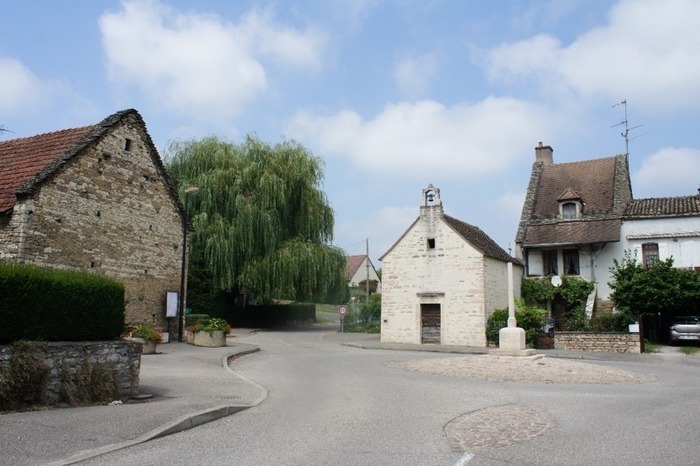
left=51, top=346, right=265, bottom=465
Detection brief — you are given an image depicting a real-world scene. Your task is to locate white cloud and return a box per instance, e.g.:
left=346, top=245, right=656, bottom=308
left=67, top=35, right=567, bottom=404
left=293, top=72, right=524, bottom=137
left=99, top=0, right=326, bottom=121
left=633, top=147, right=700, bottom=198
left=0, top=57, right=46, bottom=113
left=286, top=97, right=560, bottom=177
left=483, top=0, right=700, bottom=113
left=394, top=52, right=439, bottom=98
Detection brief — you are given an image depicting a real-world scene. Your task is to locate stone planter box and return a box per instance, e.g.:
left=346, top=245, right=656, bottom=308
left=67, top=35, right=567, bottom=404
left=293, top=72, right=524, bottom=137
left=128, top=337, right=157, bottom=354
left=192, top=330, right=226, bottom=347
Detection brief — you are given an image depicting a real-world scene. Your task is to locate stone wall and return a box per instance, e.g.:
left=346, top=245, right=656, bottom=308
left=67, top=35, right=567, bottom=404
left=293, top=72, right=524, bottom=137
left=554, top=332, right=641, bottom=354
left=0, top=341, right=141, bottom=404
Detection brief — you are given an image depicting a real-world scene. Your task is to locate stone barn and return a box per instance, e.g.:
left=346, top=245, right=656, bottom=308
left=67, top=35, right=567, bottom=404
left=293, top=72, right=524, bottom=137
left=380, top=185, right=522, bottom=347
left=0, top=109, right=185, bottom=333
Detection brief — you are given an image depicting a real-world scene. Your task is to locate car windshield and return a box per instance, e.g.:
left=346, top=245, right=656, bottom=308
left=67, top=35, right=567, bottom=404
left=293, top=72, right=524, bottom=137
left=673, top=316, right=700, bottom=325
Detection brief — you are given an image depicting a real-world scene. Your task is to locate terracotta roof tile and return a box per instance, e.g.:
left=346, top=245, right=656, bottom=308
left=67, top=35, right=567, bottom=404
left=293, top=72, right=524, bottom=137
left=0, top=126, right=96, bottom=212
left=625, top=195, right=700, bottom=218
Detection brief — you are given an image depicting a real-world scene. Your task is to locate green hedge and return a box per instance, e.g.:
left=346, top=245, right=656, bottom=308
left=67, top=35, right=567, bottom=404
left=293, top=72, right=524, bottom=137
left=0, top=261, right=125, bottom=343
left=214, top=303, right=315, bottom=328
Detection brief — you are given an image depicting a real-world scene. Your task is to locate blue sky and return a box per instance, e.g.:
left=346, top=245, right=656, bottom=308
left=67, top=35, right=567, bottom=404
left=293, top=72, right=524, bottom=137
left=2, top=0, right=699, bottom=267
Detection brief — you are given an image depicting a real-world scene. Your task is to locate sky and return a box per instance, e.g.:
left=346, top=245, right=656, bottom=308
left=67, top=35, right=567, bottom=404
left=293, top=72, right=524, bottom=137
left=2, top=0, right=699, bottom=268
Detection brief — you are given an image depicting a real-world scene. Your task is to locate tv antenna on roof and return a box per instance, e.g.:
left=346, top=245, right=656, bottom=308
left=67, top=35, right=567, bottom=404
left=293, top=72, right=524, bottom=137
left=611, top=99, right=647, bottom=155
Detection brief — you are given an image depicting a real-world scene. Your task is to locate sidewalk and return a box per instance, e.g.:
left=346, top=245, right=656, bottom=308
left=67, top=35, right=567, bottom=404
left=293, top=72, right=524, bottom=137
left=1, top=332, right=265, bottom=466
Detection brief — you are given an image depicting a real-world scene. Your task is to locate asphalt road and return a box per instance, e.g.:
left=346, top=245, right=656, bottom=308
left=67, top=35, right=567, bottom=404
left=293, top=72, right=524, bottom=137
left=82, top=326, right=700, bottom=465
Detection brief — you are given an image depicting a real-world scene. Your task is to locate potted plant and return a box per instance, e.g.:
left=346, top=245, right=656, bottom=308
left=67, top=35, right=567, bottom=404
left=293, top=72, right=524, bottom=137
left=187, top=318, right=230, bottom=347
left=123, top=324, right=163, bottom=354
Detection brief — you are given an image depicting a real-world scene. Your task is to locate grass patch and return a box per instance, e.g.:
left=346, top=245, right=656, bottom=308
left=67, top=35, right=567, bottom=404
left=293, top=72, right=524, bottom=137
left=643, top=340, right=659, bottom=353
left=315, top=304, right=340, bottom=314
left=680, top=346, right=700, bottom=356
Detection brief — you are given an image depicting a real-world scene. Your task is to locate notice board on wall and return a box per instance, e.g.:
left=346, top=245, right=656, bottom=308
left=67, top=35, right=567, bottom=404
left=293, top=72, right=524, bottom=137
left=166, top=291, right=179, bottom=317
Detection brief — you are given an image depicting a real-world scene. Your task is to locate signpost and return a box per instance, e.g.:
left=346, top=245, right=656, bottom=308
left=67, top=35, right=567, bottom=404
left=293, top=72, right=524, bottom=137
left=338, top=305, right=348, bottom=333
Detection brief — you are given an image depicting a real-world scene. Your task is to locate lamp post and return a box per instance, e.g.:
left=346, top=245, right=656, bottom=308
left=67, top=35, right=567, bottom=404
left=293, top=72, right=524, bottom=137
left=178, top=186, right=199, bottom=342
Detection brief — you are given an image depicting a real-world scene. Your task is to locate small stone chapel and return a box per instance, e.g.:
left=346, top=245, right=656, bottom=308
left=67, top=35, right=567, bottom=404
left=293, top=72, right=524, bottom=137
left=379, top=185, right=522, bottom=347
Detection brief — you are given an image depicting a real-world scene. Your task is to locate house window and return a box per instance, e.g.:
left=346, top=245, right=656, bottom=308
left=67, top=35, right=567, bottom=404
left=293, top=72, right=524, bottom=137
left=427, top=238, right=436, bottom=249
left=124, top=138, right=132, bottom=151
left=561, top=202, right=577, bottom=220
left=563, top=249, right=580, bottom=275
left=642, top=243, right=659, bottom=268
left=543, top=250, right=558, bottom=276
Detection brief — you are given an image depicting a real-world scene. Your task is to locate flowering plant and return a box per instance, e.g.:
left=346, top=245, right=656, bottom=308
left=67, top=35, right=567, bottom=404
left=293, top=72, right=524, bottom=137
left=123, top=324, right=163, bottom=343
left=187, top=318, right=230, bottom=334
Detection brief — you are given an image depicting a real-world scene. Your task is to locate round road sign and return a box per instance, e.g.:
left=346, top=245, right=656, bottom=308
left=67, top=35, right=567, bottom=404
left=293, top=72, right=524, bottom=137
left=338, top=305, right=348, bottom=316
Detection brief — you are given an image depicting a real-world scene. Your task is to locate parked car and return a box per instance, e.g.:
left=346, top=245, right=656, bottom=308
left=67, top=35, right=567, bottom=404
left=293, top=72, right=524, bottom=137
left=669, top=316, right=700, bottom=344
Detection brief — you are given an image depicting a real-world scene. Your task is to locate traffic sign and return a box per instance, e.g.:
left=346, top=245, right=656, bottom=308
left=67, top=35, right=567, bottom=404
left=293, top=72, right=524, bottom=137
left=338, top=305, right=348, bottom=316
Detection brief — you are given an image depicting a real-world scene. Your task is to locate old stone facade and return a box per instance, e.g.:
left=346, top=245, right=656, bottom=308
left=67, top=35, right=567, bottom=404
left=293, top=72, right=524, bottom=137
left=380, top=185, right=522, bottom=347
left=0, top=110, right=185, bottom=331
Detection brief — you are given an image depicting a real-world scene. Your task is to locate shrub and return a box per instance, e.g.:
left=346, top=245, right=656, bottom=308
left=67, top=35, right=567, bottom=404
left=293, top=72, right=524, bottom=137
left=123, top=324, right=163, bottom=343
left=0, top=261, right=125, bottom=343
left=188, top=317, right=230, bottom=333
left=486, top=301, right=546, bottom=348
left=0, top=341, right=50, bottom=411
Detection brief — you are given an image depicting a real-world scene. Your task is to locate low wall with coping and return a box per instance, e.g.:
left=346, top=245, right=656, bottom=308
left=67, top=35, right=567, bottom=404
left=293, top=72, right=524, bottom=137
left=554, top=332, right=641, bottom=354
left=0, top=340, right=142, bottom=404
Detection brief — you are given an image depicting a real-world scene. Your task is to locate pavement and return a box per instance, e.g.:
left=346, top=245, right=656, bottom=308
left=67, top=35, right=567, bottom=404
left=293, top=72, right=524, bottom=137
left=0, top=325, right=677, bottom=465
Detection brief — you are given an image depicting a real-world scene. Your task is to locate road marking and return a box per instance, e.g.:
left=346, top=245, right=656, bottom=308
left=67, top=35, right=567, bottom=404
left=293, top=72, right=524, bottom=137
left=454, top=452, right=473, bottom=465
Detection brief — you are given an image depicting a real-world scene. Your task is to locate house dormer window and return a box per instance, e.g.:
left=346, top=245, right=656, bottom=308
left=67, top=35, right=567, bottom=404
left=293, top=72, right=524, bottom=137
left=557, top=188, right=582, bottom=220
left=562, top=202, right=577, bottom=219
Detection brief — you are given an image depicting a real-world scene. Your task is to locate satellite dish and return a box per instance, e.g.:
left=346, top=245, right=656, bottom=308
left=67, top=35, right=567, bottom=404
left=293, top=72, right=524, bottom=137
left=551, top=275, right=562, bottom=287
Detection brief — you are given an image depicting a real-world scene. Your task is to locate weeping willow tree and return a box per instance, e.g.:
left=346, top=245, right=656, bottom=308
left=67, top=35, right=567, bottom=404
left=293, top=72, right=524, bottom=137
left=166, top=135, right=347, bottom=305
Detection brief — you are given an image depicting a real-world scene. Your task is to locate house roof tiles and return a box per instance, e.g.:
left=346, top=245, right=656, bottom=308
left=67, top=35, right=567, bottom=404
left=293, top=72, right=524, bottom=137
left=0, top=125, right=96, bottom=213
left=534, top=157, right=618, bottom=219
left=625, top=195, right=700, bottom=218
left=345, top=255, right=367, bottom=280
left=522, top=219, right=621, bottom=246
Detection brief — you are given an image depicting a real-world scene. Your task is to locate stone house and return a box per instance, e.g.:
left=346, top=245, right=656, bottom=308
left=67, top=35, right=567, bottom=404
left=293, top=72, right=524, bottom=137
left=515, top=143, right=700, bottom=323
left=0, top=109, right=185, bottom=333
left=380, top=184, right=523, bottom=347
left=345, top=254, right=381, bottom=292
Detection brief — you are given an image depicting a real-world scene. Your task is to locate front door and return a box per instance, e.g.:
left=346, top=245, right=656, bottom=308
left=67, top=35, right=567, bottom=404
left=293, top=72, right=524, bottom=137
left=421, top=304, right=441, bottom=344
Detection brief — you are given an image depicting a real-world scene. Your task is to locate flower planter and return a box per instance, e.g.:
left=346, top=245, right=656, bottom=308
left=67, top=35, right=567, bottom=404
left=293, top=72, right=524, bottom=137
left=193, top=330, right=226, bottom=347
left=129, top=337, right=157, bottom=354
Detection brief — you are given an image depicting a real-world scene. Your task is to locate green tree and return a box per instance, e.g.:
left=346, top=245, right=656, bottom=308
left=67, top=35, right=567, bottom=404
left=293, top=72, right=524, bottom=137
left=166, top=136, right=346, bottom=304
left=608, top=250, right=700, bottom=319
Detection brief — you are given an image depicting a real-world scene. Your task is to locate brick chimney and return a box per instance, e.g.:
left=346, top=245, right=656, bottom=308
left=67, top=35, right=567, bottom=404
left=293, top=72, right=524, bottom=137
left=535, top=141, right=553, bottom=165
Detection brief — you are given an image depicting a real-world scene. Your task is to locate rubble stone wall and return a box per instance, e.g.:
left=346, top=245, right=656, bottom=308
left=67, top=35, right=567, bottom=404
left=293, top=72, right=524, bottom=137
left=554, top=332, right=641, bottom=354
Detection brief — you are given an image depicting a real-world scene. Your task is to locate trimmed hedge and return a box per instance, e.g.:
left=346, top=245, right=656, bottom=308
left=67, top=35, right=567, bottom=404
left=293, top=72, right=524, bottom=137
left=0, top=261, right=125, bottom=343
left=214, top=303, right=315, bottom=328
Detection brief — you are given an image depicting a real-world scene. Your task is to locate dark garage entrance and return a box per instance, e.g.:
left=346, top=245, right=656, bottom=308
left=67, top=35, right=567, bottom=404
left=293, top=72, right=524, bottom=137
left=421, top=304, right=441, bottom=344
